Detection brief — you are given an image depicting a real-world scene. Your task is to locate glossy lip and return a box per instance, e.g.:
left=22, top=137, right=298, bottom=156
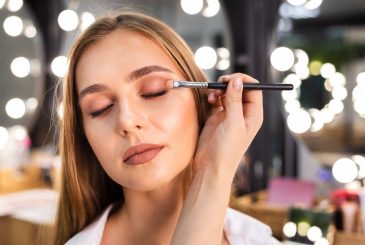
left=123, top=143, right=165, bottom=165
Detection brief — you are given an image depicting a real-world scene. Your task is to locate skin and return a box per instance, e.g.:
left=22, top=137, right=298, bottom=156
left=76, top=28, right=263, bottom=245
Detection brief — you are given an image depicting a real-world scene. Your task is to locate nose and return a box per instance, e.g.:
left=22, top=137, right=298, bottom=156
left=116, top=100, right=147, bottom=137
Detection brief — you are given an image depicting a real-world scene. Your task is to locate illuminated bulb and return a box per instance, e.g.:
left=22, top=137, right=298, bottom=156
left=194, top=46, right=217, bottom=69
left=305, top=0, right=323, bottom=10
left=324, top=79, right=333, bottom=92
left=58, top=9, right=79, bottom=31
left=287, top=0, right=307, bottom=6
left=320, top=108, right=334, bottom=123
left=11, top=125, right=27, bottom=141
left=352, top=155, right=365, bottom=179
left=283, top=73, right=302, bottom=89
left=354, top=102, right=365, bottom=115
left=297, top=222, right=310, bottom=236
left=7, top=0, right=23, bottom=12
left=294, top=49, right=309, bottom=65
left=0, top=126, right=9, bottom=150
left=30, top=58, right=41, bottom=77
left=216, top=59, right=230, bottom=70
left=5, top=98, right=26, bottom=119
left=285, top=100, right=301, bottom=113
left=309, top=61, right=322, bottom=76
left=287, top=109, right=311, bottom=134
left=307, top=226, right=322, bottom=242
left=180, top=0, right=204, bottom=15
left=332, top=158, right=358, bottom=183
left=281, top=89, right=298, bottom=101
left=0, top=0, right=5, bottom=9
left=10, top=57, right=30, bottom=78
left=51, top=56, right=68, bottom=77
left=283, top=222, right=297, bottom=237
left=356, top=72, right=365, bottom=85
left=24, top=25, right=36, bottom=38
left=80, top=12, right=95, bottom=30
left=309, top=108, right=324, bottom=132
left=328, top=99, right=344, bottom=114
left=202, top=0, right=220, bottom=17
left=320, top=63, right=336, bottom=79
left=3, top=16, right=23, bottom=37
left=293, top=64, right=310, bottom=80
left=270, top=47, right=295, bottom=71
left=331, top=86, right=347, bottom=100
left=217, top=47, right=230, bottom=59
left=314, top=237, right=329, bottom=245
left=328, top=72, right=346, bottom=87
left=25, top=97, right=38, bottom=112
left=346, top=181, right=361, bottom=191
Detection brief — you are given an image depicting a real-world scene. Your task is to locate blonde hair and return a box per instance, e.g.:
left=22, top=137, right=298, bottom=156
left=54, top=11, right=209, bottom=244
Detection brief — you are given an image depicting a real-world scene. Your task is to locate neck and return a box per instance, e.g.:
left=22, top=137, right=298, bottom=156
left=112, top=168, right=192, bottom=244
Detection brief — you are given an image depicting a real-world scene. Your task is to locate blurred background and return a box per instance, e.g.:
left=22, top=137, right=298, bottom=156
left=0, top=0, right=365, bottom=244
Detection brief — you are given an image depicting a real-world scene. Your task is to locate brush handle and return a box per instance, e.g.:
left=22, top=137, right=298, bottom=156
left=207, top=82, right=293, bottom=90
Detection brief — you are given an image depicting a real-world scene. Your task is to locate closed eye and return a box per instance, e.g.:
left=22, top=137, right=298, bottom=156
left=90, top=104, right=113, bottom=118
left=141, top=90, right=167, bottom=98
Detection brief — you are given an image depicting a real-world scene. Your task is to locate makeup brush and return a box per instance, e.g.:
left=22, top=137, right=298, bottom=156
left=170, top=80, right=293, bottom=91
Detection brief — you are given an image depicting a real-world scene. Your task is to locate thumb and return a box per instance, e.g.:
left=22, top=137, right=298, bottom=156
left=224, top=78, right=243, bottom=124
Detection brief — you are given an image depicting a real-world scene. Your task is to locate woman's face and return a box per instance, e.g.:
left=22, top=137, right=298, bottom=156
left=76, top=29, right=199, bottom=191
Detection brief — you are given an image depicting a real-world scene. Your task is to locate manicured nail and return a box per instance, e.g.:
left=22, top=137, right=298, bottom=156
left=208, top=92, right=215, bottom=101
left=233, top=78, right=241, bottom=90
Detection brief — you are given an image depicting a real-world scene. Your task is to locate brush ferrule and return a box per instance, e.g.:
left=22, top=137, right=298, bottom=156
left=173, top=81, right=208, bottom=88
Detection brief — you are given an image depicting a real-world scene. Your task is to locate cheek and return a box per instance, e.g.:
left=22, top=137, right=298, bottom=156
left=156, top=91, right=199, bottom=160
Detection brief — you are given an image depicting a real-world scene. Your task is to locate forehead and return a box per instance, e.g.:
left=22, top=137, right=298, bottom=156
left=75, top=29, right=178, bottom=89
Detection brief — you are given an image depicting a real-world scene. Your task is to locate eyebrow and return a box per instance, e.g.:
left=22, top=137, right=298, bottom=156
left=78, top=65, right=173, bottom=100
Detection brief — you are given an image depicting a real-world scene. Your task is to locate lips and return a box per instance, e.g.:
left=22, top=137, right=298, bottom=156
left=123, top=144, right=164, bottom=165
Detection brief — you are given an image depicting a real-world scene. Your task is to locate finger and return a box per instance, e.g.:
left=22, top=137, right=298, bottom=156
left=240, top=76, right=263, bottom=128
left=223, top=77, right=244, bottom=127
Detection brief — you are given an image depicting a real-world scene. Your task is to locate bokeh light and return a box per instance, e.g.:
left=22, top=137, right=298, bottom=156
left=51, top=56, right=68, bottom=77
left=180, top=0, right=204, bottom=15
left=194, top=46, right=217, bottom=69
left=3, top=15, right=23, bottom=37
left=10, top=57, right=30, bottom=78
left=287, top=109, right=312, bottom=134
left=307, top=226, right=322, bottom=242
left=5, top=98, right=26, bottom=119
left=58, top=9, right=79, bottom=31
left=7, top=0, right=23, bottom=12
left=332, top=158, right=358, bottom=183
left=283, top=222, right=297, bottom=238
left=270, top=47, right=295, bottom=71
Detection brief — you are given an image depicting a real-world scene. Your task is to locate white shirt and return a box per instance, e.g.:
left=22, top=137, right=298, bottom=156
left=66, top=205, right=281, bottom=245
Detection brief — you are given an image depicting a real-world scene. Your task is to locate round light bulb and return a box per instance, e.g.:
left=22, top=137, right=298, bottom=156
left=58, top=9, right=79, bottom=31
left=3, top=15, right=23, bottom=37
left=320, top=63, right=336, bottom=79
left=332, top=158, right=358, bottom=183
left=194, top=46, right=217, bottom=70
left=5, top=98, right=26, bottom=119
left=283, top=222, right=297, bottom=238
left=307, top=226, right=322, bottom=242
left=10, top=57, right=30, bottom=78
left=51, top=56, right=68, bottom=77
left=180, top=0, right=204, bottom=15
left=270, top=47, right=295, bottom=72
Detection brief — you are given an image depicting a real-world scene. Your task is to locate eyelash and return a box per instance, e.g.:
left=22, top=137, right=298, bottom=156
left=90, top=90, right=167, bottom=118
left=141, top=90, right=167, bottom=98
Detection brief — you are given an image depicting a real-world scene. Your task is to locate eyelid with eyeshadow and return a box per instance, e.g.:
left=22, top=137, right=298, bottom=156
left=89, top=90, right=168, bottom=118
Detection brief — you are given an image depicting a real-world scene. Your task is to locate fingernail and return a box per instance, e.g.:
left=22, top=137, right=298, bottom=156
left=233, top=78, right=241, bottom=90
left=208, top=92, right=214, bottom=101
